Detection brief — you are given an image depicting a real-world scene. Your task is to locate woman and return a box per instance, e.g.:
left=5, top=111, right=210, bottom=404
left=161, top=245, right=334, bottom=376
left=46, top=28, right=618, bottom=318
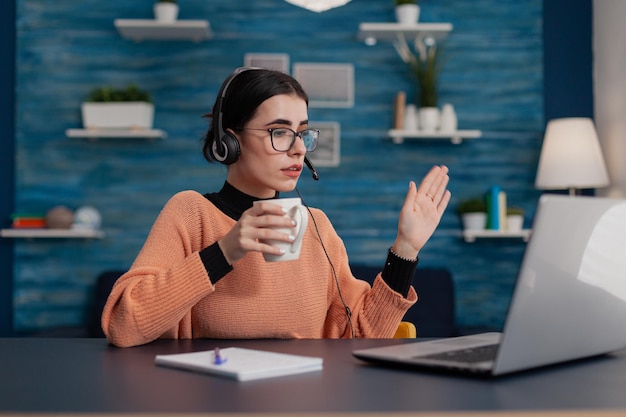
left=101, top=67, right=450, bottom=347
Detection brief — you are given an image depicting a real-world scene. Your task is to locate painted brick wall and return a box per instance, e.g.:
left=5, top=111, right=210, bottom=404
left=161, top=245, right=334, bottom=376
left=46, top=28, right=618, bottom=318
left=13, top=0, right=543, bottom=333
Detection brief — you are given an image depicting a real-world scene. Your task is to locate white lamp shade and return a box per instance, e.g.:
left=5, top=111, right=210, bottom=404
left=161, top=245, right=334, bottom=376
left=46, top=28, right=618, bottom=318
left=535, top=117, right=610, bottom=190
left=283, top=0, right=351, bottom=12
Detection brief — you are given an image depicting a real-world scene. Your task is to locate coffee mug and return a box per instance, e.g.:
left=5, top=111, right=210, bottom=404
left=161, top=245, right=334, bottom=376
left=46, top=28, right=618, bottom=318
left=253, top=198, right=308, bottom=262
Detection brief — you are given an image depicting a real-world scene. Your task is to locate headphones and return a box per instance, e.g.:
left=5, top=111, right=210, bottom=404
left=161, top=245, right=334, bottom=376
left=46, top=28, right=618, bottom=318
left=211, top=67, right=257, bottom=165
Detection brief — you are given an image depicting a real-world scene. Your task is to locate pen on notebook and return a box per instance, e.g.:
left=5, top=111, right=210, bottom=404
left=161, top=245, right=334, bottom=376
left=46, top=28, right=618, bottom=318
left=214, top=347, right=227, bottom=365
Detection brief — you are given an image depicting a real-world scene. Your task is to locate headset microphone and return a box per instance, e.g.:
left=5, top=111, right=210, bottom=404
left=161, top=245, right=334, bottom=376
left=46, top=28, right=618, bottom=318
left=304, top=156, right=319, bottom=181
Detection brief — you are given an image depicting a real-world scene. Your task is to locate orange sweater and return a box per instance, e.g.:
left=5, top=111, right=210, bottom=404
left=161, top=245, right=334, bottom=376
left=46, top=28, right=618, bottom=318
left=102, top=190, right=417, bottom=347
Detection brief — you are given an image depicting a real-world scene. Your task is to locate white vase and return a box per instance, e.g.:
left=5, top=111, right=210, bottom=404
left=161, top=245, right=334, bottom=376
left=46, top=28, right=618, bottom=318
left=462, top=213, right=487, bottom=231
left=506, top=214, right=524, bottom=232
left=439, top=103, right=458, bottom=133
left=154, top=3, right=179, bottom=22
left=403, top=104, right=419, bottom=131
left=395, top=4, right=420, bottom=24
left=419, top=107, right=440, bottom=133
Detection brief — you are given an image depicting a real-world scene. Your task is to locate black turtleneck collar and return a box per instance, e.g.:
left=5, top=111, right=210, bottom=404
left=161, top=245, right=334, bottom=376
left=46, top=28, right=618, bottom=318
left=204, top=182, right=279, bottom=220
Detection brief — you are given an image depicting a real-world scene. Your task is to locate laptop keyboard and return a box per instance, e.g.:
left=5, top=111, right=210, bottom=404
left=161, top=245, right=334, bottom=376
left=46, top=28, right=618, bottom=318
left=417, top=343, right=500, bottom=363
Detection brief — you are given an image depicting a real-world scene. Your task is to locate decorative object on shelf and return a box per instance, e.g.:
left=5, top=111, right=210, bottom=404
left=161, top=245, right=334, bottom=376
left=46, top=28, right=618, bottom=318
left=506, top=207, right=524, bottom=232
left=45, top=206, right=74, bottom=229
left=394, top=0, right=420, bottom=24
left=73, top=206, right=102, bottom=231
left=283, top=0, right=351, bottom=12
left=456, top=198, right=487, bottom=231
left=393, top=91, right=406, bottom=129
left=403, top=104, right=419, bottom=131
left=535, top=117, right=609, bottom=196
left=10, top=214, right=46, bottom=229
left=439, top=103, right=457, bottom=133
left=485, top=185, right=506, bottom=230
left=154, top=0, right=179, bottom=22
left=81, top=85, right=154, bottom=130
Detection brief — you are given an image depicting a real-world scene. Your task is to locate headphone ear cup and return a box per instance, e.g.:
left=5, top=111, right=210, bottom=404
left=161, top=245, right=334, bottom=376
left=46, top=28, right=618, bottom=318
left=212, top=132, right=240, bottom=165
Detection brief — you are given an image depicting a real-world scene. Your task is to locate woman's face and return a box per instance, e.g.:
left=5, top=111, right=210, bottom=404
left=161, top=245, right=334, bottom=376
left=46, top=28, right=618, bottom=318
left=226, top=94, right=309, bottom=198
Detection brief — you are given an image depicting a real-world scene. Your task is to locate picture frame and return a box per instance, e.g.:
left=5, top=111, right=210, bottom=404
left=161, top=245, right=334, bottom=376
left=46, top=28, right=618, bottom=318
left=243, top=53, right=290, bottom=73
left=307, top=122, right=340, bottom=167
left=292, top=63, right=354, bottom=108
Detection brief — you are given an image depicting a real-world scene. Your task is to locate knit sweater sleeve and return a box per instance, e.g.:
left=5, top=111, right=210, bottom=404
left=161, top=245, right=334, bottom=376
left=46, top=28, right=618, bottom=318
left=308, top=209, right=417, bottom=339
left=101, top=191, right=222, bottom=347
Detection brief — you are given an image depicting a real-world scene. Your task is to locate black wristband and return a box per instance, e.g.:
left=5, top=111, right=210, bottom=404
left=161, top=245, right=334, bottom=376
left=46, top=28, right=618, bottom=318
left=199, top=242, right=233, bottom=284
left=381, top=247, right=418, bottom=297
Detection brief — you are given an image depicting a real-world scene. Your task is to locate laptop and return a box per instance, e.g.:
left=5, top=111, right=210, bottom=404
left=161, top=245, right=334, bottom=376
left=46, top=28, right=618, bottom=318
left=354, top=194, right=626, bottom=376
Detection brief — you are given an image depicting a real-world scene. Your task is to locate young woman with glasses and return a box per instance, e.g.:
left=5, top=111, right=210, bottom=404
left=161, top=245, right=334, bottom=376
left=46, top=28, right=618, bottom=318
left=102, top=68, right=450, bottom=347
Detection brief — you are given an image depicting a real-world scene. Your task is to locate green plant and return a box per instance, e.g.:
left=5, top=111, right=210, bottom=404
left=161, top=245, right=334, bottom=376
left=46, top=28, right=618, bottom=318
left=86, top=85, right=151, bottom=103
left=456, top=198, right=487, bottom=215
left=409, top=40, right=443, bottom=107
left=506, top=207, right=524, bottom=216
left=394, top=0, right=417, bottom=5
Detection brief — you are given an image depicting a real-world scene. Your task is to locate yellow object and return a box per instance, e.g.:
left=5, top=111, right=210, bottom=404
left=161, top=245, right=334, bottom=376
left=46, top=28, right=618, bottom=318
left=394, top=321, right=416, bottom=338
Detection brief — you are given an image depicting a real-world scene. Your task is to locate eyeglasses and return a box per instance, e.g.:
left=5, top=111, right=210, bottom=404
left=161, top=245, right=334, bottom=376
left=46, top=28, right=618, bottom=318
left=241, top=128, right=319, bottom=152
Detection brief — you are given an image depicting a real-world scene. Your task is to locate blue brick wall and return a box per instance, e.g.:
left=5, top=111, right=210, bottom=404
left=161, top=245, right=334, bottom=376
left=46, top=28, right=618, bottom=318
left=13, top=0, right=543, bottom=333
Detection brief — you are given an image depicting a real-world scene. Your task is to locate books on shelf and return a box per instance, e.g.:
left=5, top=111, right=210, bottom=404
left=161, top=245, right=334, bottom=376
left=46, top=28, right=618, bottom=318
left=155, top=347, right=323, bottom=382
left=485, top=186, right=507, bottom=230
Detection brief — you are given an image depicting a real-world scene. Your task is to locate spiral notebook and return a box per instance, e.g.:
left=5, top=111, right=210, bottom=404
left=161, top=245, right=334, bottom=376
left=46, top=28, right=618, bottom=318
left=155, top=347, right=323, bottom=382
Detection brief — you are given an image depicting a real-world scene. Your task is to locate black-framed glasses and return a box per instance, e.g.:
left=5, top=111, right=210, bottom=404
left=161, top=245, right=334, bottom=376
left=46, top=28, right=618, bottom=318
left=241, top=128, right=319, bottom=152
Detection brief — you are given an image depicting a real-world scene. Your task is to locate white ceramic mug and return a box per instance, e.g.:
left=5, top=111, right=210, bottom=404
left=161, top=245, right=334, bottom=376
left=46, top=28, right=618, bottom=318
left=253, top=198, right=308, bottom=262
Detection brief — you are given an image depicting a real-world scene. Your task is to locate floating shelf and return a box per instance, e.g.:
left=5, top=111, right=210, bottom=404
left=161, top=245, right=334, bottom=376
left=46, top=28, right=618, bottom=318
left=388, top=129, right=482, bottom=144
left=1, top=228, right=105, bottom=239
left=358, top=22, right=453, bottom=45
left=66, top=128, right=167, bottom=140
left=462, top=229, right=531, bottom=243
left=114, top=19, right=212, bottom=42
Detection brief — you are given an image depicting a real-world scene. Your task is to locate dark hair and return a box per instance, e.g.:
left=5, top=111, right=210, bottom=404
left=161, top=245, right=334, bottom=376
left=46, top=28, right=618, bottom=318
left=202, top=69, right=309, bottom=163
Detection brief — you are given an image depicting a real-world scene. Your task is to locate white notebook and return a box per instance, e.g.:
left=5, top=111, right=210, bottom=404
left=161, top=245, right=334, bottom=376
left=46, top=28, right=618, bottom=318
left=155, top=347, right=323, bottom=382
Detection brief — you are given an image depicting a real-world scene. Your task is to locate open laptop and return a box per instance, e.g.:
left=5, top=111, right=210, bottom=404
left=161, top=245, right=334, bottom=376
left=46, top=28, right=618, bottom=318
left=354, top=194, right=626, bottom=376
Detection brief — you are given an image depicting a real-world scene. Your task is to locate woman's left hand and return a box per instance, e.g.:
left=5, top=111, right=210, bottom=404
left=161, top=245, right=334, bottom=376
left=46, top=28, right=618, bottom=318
left=392, top=165, right=451, bottom=259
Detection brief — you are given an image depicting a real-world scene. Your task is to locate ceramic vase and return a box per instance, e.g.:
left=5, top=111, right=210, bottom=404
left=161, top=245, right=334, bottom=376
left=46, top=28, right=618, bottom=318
left=395, top=4, right=420, bottom=24
left=439, top=103, right=458, bottom=133
left=403, top=104, right=419, bottom=131
left=154, top=3, right=179, bottom=22
left=419, top=107, right=440, bottom=133
left=506, top=215, right=524, bottom=232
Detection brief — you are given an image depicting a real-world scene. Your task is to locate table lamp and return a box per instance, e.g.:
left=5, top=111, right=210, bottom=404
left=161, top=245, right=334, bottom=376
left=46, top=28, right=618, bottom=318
left=535, top=117, right=610, bottom=196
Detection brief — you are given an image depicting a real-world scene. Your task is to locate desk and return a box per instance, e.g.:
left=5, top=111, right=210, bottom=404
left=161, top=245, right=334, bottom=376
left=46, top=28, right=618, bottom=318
left=1, top=338, right=626, bottom=415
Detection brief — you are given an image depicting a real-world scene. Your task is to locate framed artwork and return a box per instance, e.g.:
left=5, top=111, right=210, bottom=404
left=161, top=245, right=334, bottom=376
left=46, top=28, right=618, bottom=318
left=307, top=122, right=340, bottom=167
left=292, top=63, right=354, bottom=108
left=243, top=53, right=290, bottom=73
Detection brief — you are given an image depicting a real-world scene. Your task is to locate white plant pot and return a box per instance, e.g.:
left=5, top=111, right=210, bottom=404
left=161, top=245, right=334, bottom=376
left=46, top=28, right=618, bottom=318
left=154, top=3, right=179, bottom=22
left=419, top=107, right=440, bottom=133
left=81, top=102, right=155, bottom=130
left=506, top=214, right=524, bottom=232
left=462, top=213, right=487, bottom=231
left=395, top=4, right=420, bottom=24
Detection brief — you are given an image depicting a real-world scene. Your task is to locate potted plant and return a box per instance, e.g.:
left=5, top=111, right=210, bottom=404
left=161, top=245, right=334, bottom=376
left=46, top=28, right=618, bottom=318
left=154, top=0, right=179, bottom=22
left=81, top=85, right=154, bottom=130
left=409, top=37, right=443, bottom=132
left=457, top=198, right=487, bottom=231
left=506, top=207, right=525, bottom=232
left=394, top=0, right=420, bottom=24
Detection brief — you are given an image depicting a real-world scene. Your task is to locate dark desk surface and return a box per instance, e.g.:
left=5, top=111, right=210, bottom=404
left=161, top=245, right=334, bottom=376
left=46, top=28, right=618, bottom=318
left=1, top=337, right=626, bottom=414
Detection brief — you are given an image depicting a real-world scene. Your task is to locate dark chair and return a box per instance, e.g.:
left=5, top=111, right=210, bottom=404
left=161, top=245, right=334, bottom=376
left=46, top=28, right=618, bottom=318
left=350, top=264, right=456, bottom=338
left=88, top=270, right=126, bottom=338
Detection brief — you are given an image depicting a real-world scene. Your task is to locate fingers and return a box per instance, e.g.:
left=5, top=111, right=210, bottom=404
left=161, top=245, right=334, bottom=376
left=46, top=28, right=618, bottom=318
left=417, top=165, right=449, bottom=206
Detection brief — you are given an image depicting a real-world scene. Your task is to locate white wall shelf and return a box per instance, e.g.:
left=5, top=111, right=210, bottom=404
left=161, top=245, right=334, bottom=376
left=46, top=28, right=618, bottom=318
left=388, top=129, right=482, bottom=144
left=462, top=229, right=531, bottom=243
left=357, top=22, right=453, bottom=46
left=114, top=19, right=212, bottom=42
left=66, top=128, right=167, bottom=140
left=1, top=229, right=104, bottom=239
